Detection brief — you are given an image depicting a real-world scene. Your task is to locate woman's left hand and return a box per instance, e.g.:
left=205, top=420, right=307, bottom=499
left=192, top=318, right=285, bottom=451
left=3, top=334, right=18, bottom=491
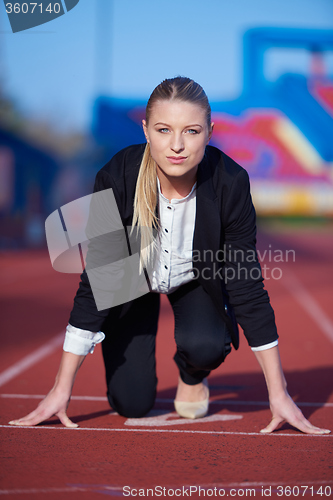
left=261, top=392, right=330, bottom=435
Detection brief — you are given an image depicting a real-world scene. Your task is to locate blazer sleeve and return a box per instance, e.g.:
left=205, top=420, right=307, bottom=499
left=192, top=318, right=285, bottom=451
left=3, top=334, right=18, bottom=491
left=221, top=168, right=278, bottom=347
left=68, top=169, right=125, bottom=332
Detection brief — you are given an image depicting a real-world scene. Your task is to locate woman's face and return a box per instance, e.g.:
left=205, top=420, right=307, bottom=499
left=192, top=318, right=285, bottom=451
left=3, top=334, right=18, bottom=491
left=142, top=99, right=213, bottom=183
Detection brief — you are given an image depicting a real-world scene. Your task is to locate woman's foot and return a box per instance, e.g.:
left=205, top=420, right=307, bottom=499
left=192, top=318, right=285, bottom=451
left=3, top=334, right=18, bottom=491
left=174, top=378, right=209, bottom=419
left=175, top=377, right=208, bottom=402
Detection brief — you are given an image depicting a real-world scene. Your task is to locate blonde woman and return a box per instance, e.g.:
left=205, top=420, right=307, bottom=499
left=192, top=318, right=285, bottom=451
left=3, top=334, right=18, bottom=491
left=10, top=77, right=330, bottom=434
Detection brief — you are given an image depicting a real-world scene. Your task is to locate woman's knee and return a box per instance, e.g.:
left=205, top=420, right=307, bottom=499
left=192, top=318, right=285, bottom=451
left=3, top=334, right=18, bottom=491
left=178, top=342, right=221, bottom=370
left=108, top=390, right=155, bottom=418
left=178, top=336, right=231, bottom=371
left=107, top=385, right=156, bottom=418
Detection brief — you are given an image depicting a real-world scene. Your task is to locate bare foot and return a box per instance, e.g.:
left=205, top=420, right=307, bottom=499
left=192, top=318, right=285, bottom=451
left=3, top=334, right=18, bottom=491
left=175, top=377, right=208, bottom=403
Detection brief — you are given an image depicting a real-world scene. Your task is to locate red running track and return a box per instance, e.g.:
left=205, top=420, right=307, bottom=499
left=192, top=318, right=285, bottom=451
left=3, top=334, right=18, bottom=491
left=0, top=223, right=333, bottom=499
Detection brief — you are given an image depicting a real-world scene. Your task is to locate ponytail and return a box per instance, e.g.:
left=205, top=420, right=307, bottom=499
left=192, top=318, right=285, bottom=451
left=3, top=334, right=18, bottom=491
left=131, top=143, right=159, bottom=271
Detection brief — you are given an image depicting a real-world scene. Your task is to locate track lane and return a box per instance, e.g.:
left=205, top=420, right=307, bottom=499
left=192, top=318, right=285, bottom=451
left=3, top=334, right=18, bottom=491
left=1, top=227, right=333, bottom=497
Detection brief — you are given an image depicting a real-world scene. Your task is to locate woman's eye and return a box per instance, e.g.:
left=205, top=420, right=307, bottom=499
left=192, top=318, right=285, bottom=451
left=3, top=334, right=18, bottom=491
left=187, top=129, right=199, bottom=134
left=158, top=128, right=169, bottom=133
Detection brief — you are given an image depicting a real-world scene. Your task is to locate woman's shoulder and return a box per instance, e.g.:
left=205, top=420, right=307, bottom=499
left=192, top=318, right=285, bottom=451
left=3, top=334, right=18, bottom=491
left=205, top=145, right=249, bottom=187
left=92, top=144, right=145, bottom=196
left=98, top=143, right=146, bottom=180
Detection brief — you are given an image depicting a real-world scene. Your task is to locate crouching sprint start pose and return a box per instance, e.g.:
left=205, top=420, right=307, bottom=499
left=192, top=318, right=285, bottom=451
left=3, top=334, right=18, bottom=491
left=10, top=77, right=330, bottom=434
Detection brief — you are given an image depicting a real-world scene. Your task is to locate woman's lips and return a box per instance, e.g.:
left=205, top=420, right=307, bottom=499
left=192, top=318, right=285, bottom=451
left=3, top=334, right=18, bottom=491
left=167, top=156, right=187, bottom=164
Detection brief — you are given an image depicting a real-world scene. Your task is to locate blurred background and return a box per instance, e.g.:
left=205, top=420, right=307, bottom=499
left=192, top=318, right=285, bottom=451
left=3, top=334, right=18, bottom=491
left=0, top=0, right=332, bottom=249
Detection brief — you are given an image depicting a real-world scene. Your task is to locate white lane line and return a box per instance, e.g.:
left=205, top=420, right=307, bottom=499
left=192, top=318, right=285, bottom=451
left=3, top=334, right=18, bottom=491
left=1, top=394, right=332, bottom=407
left=123, top=412, right=243, bottom=427
left=156, top=399, right=333, bottom=408
left=211, top=480, right=333, bottom=487
left=0, top=333, right=64, bottom=387
left=0, top=481, right=332, bottom=496
left=0, top=487, right=90, bottom=495
left=0, top=424, right=331, bottom=437
left=0, top=394, right=108, bottom=401
left=282, top=271, right=333, bottom=344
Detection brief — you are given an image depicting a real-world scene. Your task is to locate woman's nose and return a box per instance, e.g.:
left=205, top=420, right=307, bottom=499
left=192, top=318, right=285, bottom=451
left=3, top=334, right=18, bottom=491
left=170, top=134, right=184, bottom=153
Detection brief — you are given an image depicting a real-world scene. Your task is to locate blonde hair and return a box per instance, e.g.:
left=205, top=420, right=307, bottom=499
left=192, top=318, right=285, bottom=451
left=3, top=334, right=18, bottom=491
left=132, top=76, right=211, bottom=271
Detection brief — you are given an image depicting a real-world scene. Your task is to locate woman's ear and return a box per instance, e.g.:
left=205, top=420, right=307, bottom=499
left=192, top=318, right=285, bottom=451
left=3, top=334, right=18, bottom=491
left=207, top=122, right=214, bottom=143
left=142, top=120, right=149, bottom=143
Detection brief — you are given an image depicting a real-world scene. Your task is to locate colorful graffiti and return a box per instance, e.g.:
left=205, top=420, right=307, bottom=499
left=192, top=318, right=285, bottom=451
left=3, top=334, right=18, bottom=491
left=93, top=28, right=333, bottom=215
left=210, top=102, right=333, bottom=215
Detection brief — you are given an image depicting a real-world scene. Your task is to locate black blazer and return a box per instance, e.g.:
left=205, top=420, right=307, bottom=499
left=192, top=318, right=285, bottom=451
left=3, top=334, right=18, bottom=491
left=69, top=144, right=278, bottom=350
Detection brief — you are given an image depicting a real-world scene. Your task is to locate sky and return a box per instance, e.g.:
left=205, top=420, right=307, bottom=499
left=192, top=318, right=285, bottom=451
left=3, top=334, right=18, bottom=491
left=0, top=0, right=332, bottom=133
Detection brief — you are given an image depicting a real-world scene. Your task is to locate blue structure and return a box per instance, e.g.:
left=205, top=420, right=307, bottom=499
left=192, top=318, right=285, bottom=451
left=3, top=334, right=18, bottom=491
left=92, top=28, right=333, bottom=215
left=0, top=126, right=59, bottom=247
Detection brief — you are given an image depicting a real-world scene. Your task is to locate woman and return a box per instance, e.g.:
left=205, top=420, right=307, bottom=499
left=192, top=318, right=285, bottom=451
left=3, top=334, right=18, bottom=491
left=9, top=77, right=330, bottom=434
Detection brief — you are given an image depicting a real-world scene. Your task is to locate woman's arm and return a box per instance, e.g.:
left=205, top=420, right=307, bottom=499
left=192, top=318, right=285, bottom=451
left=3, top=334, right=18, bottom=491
left=9, top=351, right=85, bottom=427
left=254, top=346, right=330, bottom=434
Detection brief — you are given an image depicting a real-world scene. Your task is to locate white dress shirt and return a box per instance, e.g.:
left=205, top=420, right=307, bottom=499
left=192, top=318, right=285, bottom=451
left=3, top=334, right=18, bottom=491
left=63, top=181, right=277, bottom=355
left=150, top=180, right=197, bottom=293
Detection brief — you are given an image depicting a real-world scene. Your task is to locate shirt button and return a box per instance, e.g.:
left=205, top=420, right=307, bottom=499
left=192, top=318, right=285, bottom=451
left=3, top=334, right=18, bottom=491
left=165, top=249, right=169, bottom=253
left=165, top=228, right=168, bottom=233
left=164, top=265, right=168, bottom=269
left=167, top=206, right=172, bottom=210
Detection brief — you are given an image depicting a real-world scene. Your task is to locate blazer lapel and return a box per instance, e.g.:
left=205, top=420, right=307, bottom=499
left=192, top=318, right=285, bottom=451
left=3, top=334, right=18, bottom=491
left=193, top=154, right=221, bottom=260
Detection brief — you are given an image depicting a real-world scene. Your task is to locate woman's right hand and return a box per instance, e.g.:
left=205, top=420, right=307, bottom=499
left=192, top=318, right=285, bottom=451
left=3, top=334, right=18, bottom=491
left=9, top=351, right=85, bottom=428
left=9, top=386, right=78, bottom=428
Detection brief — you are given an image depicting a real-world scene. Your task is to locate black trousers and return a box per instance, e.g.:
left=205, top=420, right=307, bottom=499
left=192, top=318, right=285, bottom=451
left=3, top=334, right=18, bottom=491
left=101, top=280, right=232, bottom=418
